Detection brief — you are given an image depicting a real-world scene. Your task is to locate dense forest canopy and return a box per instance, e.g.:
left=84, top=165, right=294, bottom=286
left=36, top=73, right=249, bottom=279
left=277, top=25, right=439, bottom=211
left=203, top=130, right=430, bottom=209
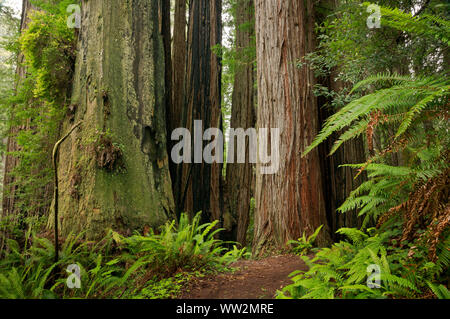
left=0, top=0, right=448, bottom=300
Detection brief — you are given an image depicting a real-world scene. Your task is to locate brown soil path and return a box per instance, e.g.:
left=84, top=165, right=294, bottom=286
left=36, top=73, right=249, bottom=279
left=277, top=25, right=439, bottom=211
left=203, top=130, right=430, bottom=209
left=179, top=254, right=308, bottom=299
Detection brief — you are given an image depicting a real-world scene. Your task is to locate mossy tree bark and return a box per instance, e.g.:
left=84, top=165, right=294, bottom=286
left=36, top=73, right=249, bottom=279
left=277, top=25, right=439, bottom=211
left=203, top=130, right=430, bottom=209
left=55, top=0, right=175, bottom=239
left=225, top=0, right=256, bottom=245
left=253, top=0, right=331, bottom=254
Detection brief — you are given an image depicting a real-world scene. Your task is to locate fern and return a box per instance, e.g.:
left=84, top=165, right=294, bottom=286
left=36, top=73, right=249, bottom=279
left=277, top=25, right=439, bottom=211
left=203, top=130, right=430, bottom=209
left=278, top=227, right=437, bottom=299
left=369, top=4, right=450, bottom=45
left=288, top=225, right=324, bottom=255
left=281, top=2, right=449, bottom=301
left=427, top=282, right=450, bottom=299
left=304, top=74, right=449, bottom=157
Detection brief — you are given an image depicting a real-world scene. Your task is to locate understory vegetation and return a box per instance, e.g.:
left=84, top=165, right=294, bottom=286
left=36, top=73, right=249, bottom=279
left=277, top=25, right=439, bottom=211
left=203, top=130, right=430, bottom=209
left=279, top=2, right=449, bottom=299
left=1, top=0, right=76, bottom=232
left=0, top=213, right=247, bottom=299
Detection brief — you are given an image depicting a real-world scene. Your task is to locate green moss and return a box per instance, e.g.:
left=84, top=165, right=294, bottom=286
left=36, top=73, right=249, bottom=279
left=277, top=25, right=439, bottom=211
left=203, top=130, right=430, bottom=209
left=3, top=4, right=77, bottom=220
left=55, top=0, right=175, bottom=239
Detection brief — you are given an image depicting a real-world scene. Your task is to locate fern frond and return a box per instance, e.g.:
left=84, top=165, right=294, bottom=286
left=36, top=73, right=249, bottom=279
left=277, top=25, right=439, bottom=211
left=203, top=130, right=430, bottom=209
left=427, top=281, right=450, bottom=299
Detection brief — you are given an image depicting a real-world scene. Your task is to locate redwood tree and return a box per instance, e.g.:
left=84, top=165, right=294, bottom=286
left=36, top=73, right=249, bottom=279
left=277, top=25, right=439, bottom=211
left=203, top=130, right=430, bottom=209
left=181, top=0, right=223, bottom=224
left=225, top=0, right=256, bottom=245
left=55, top=0, right=175, bottom=238
left=316, top=0, right=367, bottom=236
left=1, top=0, right=57, bottom=221
left=170, top=0, right=187, bottom=214
left=318, top=73, right=367, bottom=236
left=253, top=0, right=331, bottom=253
left=2, top=0, right=33, bottom=218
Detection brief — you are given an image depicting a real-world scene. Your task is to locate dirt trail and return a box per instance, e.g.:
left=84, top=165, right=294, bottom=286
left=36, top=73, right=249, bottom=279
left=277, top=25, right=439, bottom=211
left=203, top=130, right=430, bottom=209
left=180, top=254, right=308, bottom=299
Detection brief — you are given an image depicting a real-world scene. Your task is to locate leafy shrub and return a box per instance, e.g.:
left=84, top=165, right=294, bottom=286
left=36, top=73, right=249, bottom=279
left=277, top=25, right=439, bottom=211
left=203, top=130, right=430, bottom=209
left=289, top=3, right=450, bottom=299
left=0, top=213, right=246, bottom=299
left=278, top=225, right=449, bottom=299
left=288, top=225, right=323, bottom=256
left=123, top=212, right=243, bottom=277
left=132, top=272, right=199, bottom=299
left=1, top=1, right=77, bottom=230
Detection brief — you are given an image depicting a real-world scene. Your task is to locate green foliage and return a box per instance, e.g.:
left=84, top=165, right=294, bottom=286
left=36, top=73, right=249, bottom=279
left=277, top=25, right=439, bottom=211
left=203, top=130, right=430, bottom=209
left=311, top=0, right=448, bottom=86
left=0, top=230, right=128, bottom=299
left=123, top=212, right=245, bottom=276
left=304, top=72, right=449, bottom=228
left=0, top=214, right=247, bottom=299
left=288, top=225, right=324, bottom=256
left=30, top=0, right=80, bottom=16
left=287, top=2, right=450, bottom=300
left=278, top=226, right=449, bottom=299
left=19, top=10, right=75, bottom=102
left=427, top=282, right=450, bottom=300
left=301, top=60, right=449, bottom=226
left=0, top=1, right=77, bottom=227
left=0, top=4, right=20, bottom=209
left=222, top=244, right=252, bottom=263
left=305, top=74, right=449, bottom=156
left=372, top=3, right=450, bottom=46
left=133, top=273, right=194, bottom=299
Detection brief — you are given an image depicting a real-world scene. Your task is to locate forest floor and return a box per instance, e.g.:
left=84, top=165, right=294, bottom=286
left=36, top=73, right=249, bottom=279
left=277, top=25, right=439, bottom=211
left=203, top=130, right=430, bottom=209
left=179, top=254, right=309, bottom=299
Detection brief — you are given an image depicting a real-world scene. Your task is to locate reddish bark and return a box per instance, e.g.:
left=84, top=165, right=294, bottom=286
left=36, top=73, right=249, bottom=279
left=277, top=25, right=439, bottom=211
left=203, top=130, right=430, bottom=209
left=253, top=0, right=331, bottom=254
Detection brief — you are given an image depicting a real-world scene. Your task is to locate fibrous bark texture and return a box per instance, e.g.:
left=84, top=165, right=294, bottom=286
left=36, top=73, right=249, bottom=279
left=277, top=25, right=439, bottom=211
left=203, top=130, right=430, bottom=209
left=253, top=0, right=331, bottom=254
left=182, top=0, right=223, bottom=224
left=225, top=0, right=256, bottom=245
left=318, top=73, right=367, bottom=237
left=316, top=0, right=367, bottom=236
left=55, top=0, right=175, bottom=239
left=170, top=0, right=187, bottom=215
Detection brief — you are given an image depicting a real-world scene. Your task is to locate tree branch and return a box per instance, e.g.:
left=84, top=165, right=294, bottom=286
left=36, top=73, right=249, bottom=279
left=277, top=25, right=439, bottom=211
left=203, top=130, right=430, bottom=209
left=52, top=121, right=82, bottom=262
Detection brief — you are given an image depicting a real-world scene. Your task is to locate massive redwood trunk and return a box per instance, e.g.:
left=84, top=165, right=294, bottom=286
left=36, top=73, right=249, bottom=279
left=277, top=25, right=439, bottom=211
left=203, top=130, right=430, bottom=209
left=162, top=0, right=173, bottom=194
left=182, top=0, right=223, bottom=224
left=170, top=0, right=187, bottom=215
left=225, top=0, right=256, bottom=245
left=253, top=0, right=331, bottom=254
left=54, top=0, right=175, bottom=239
